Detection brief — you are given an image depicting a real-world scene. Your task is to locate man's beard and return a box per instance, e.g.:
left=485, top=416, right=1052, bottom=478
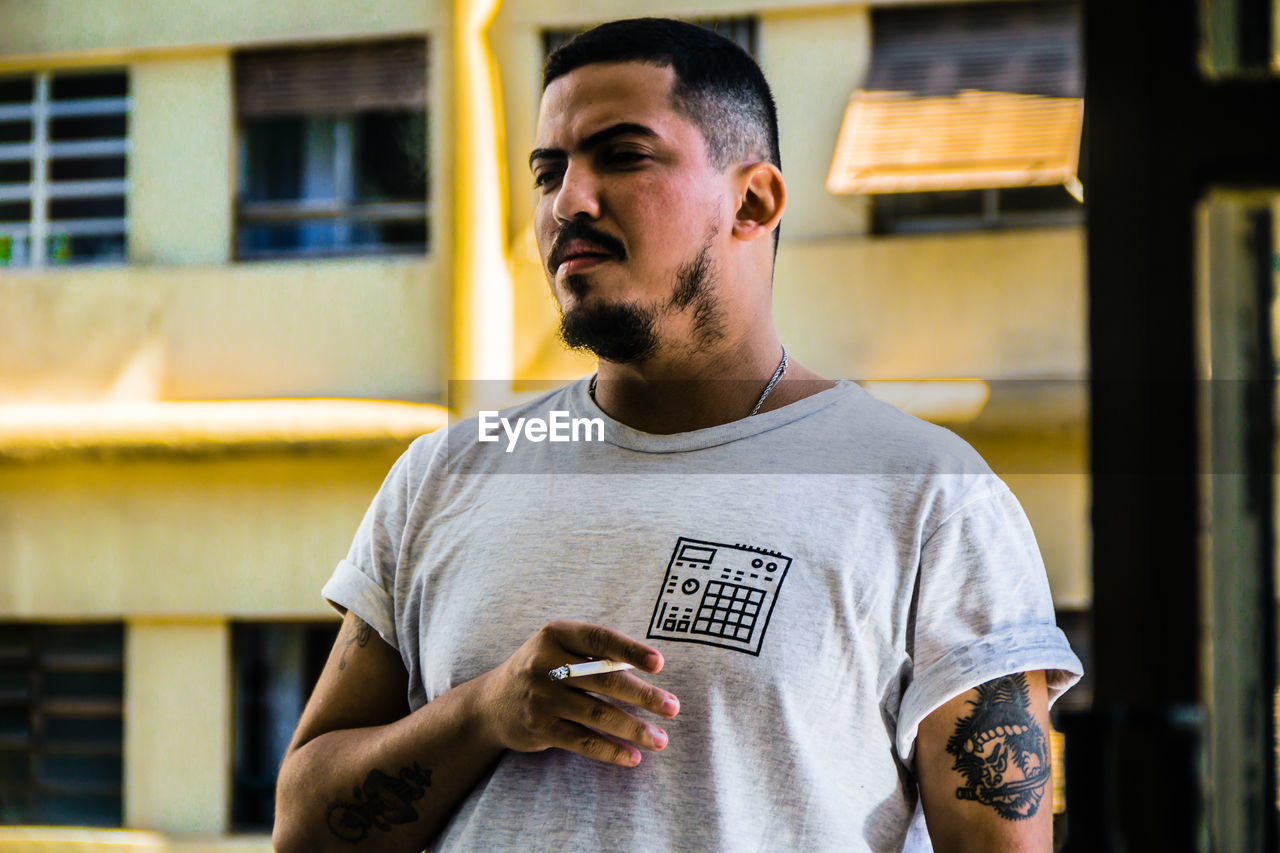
left=558, top=238, right=725, bottom=365
left=559, top=296, right=659, bottom=363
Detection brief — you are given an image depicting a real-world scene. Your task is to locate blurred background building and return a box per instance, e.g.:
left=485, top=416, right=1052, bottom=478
left=0, top=0, right=1270, bottom=850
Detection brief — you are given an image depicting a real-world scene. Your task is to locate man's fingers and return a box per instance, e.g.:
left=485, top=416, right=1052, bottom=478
left=484, top=621, right=678, bottom=764
left=546, top=620, right=663, bottom=673
left=573, top=670, right=680, bottom=719
left=558, top=691, right=669, bottom=752
left=545, top=718, right=645, bottom=767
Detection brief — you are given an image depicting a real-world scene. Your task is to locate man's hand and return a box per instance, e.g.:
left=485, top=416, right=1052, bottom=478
left=472, top=620, right=680, bottom=767
left=275, top=615, right=680, bottom=853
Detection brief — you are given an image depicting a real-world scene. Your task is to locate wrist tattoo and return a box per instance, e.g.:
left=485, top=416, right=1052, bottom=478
left=944, top=672, right=1049, bottom=820
left=337, top=617, right=373, bottom=671
left=327, top=761, right=433, bottom=843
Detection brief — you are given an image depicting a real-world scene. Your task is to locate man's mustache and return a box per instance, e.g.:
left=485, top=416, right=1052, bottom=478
left=547, top=222, right=627, bottom=273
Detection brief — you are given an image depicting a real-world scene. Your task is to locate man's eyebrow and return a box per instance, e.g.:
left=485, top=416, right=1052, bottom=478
left=528, top=122, right=661, bottom=171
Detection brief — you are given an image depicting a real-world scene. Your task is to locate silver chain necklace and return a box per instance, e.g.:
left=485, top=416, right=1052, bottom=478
left=749, top=345, right=789, bottom=416
left=587, top=345, right=788, bottom=418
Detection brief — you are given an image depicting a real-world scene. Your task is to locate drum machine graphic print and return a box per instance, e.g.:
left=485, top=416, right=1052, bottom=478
left=647, top=537, right=792, bottom=655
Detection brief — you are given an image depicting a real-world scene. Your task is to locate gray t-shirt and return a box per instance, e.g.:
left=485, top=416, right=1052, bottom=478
left=323, top=379, right=1082, bottom=852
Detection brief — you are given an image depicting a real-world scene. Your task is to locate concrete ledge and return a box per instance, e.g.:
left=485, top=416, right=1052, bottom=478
left=0, top=827, right=271, bottom=852
left=0, top=399, right=449, bottom=461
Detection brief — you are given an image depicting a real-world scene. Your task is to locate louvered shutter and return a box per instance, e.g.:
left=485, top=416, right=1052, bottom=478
left=827, top=2, right=1083, bottom=196
left=236, top=39, right=427, bottom=117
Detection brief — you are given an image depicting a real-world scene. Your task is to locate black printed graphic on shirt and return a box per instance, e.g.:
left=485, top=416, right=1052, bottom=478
left=647, top=537, right=792, bottom=656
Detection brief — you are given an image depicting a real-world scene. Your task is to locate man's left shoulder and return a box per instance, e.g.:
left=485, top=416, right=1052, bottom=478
left=821, top=383, right=995, bottom=479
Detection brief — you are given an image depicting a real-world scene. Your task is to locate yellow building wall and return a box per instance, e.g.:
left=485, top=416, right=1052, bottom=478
left=0, top=0, right=443, bottom=58
left=776, top=227, right=1086, bottom=379
left=0, top=258, right=446, bottom=402
left=0, top=447, right=405, bottom=617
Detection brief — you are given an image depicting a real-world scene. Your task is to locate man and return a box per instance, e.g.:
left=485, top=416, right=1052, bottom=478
left=274, top=18, right=1081, bottom=852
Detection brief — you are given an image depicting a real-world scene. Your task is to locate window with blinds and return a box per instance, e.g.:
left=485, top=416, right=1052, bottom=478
left=542, top=17, right=758, bottom=60
left=235, top=39, right=429, bottom=260
left=0, top=71, right=130, bottom=268
left=0, top=623, right=125, bottom=826
left=826, top=1, right=1084, bottom=234
left=231, top=621, right=340, bottom=831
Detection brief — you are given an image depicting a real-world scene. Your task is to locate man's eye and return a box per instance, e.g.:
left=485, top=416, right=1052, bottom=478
left=532, top=170, right=561, bottom=190
left=607, top=151, right=649, bottom=167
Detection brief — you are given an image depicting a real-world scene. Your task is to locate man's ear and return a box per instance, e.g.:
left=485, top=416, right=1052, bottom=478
left=732, top=162, right=786, bottom=243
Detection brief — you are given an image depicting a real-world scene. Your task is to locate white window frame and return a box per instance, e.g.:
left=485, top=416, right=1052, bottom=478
left=0, top=70, right=130, bottom=270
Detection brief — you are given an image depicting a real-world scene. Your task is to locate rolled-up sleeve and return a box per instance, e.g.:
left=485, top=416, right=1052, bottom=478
left=895, top=483, right=1083, bottom=764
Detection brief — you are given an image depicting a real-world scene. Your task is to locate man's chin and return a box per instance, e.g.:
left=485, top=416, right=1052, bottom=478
left=559, top=301, right=658, bottom=364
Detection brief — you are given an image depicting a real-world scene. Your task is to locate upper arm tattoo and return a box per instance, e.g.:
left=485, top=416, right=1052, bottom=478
left=337, top=616, right=373, bottom=671
left=943, top=672, right=1049, bottom=820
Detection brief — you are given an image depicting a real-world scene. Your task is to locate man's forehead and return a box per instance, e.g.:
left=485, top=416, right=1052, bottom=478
left=535, top=61, right=680, bottom=145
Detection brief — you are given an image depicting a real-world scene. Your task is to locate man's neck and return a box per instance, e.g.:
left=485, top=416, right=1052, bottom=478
left=590, top=339, right=834, bottom=434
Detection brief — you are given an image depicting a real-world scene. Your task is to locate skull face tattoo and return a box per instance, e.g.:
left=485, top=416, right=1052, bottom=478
left=944, top=672, right=1049, bottom=820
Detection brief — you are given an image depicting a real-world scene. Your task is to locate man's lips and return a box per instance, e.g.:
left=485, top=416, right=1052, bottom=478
left=556, top=252, right=613, bottom=274
left=549, top=238, right=620, bottom=274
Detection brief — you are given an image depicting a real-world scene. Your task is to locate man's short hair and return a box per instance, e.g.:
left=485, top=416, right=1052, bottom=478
left=542, top=18, right=781, bottom=174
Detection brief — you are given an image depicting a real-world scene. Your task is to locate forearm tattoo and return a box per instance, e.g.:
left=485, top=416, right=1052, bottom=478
left=327, top=762, right=433, bottom=843
left=337, top=617, right=373, bottom=671
left=943, top=672, right=1049, bottom=820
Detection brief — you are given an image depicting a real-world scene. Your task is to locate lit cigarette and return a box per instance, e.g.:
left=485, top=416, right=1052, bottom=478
left=548, top=660, right=635, bottom=681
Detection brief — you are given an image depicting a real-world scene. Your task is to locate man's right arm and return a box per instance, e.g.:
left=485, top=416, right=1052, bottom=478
left=273, top=610, right=678, bottom=853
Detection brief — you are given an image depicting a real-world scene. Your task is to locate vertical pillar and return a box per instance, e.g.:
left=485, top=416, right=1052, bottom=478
left=1204, top=197, right=1277, bottom=853
left=129, top=54, right=234, bottom=265
left=1078, top=1, right=1204, bottom=848
left=451, top=0, right=513, bottom=415
left=125, top=619, right=230, bottom=834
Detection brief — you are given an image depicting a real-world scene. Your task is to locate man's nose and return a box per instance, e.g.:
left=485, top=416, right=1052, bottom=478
left=551, top=161, right=601, bottom=222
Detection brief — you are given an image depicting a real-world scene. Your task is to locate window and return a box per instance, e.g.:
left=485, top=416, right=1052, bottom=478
left=542, top=16, right=758, bottom=59
left=0, top=71, right=130, bottom=268
left=869, top=184, right=1083, bottom=234
left=235, top=40, right=429, bottom=260
left=231, top=621, right=340, bottom=831
left=826, top=1, right=1084, bottom=234
left=0, top=623, right=125, bottom=826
